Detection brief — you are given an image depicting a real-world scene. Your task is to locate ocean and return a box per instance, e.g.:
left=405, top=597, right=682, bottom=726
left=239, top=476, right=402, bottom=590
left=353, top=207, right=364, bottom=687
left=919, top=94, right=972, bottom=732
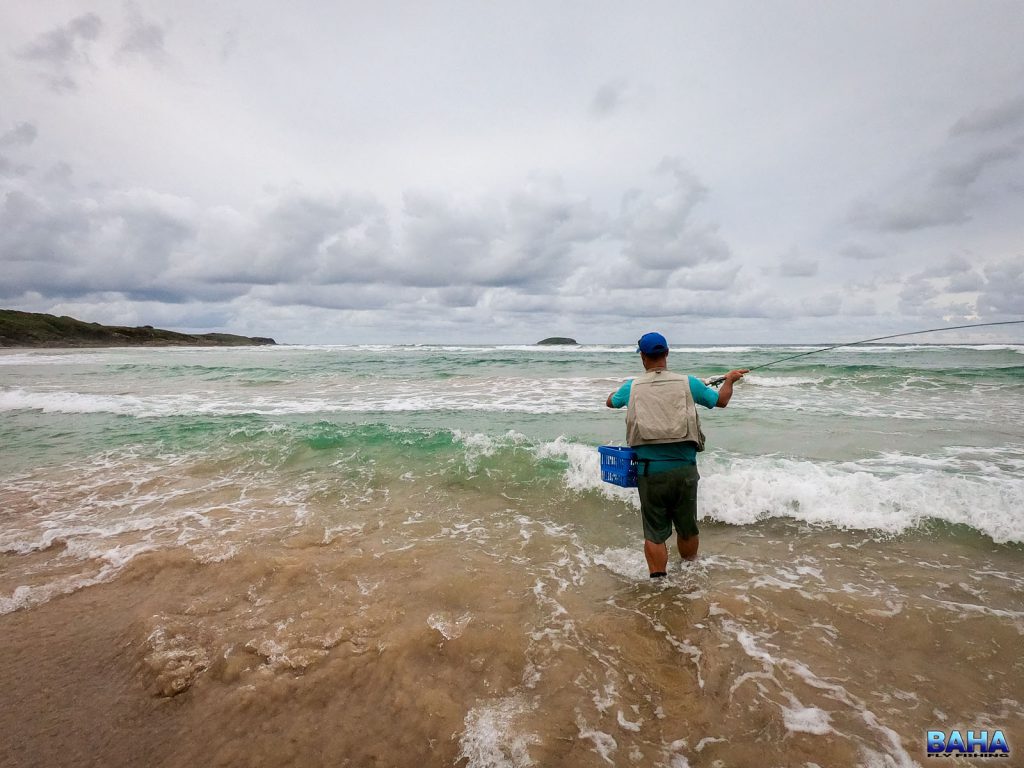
left=1, top=343, right=1022, bottom=767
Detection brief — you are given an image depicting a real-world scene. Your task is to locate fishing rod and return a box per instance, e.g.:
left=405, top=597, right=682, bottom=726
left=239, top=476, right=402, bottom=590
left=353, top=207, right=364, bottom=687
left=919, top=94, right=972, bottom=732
left=703, top=319, right=1024, bottom=387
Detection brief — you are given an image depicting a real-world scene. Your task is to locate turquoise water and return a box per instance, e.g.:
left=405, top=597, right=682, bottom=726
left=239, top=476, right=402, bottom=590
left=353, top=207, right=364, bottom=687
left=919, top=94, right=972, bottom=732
left=2, top=343, right=1022, bottom=541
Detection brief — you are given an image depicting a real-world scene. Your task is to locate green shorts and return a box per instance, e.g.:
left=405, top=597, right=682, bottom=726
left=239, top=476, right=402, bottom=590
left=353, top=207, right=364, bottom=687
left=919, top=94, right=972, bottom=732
left=637, top=464, right=700, bottom=543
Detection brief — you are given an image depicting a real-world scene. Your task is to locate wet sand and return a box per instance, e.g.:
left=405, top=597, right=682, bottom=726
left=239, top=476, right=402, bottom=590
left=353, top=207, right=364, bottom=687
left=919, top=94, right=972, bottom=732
left=3, top=509, right=1022, bottom=768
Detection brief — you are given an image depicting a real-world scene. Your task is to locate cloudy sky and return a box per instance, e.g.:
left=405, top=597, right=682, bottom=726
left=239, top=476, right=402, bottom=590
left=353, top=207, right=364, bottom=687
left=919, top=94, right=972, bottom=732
left=2, top=1, right=1022, bottom=343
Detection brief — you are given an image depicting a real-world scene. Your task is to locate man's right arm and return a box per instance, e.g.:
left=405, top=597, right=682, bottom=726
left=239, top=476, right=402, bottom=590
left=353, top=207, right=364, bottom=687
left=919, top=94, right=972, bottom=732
left=606, top=380, right=631, bottom=408
left=715, top=369, right=749, bottom=408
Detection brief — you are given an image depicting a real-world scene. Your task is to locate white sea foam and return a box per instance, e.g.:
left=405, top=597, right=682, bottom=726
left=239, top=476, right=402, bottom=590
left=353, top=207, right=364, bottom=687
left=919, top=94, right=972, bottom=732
left=575, top=715, right=618, bottom=764
left=457, top=697, right=539, bottom=768
left=699, top=452, right=1024, bottom=543
left=537, top=438, right=638, bottom=507
left=841, top=344, right=1024, bottom=354
left=0, top=388, right=152, bottom=415
left=0, top=541, right=155, bottom=615
left=781, top=703, right=833, bottom=735
left=0, top=449, right=329, bottom=612
left=0, top=377, right=620, bottom=416
left=695, top=737, right=726, bottom=752
left=0, top=352, right=113, bottom=365
left=275, top=343, right=633, bottom=354
left=721, top=618, right=918, bottom=767
left=616, top=710, right=642, bottom=732
left=669, top=346, right=757, bottom=353
left=453, top=429, right=531, bottom=466
left=746, top=375, right=824, bottom=387
left=591, top=548, right=647, bottom=581
left=543, top=438, right=1024, bottom=544
left=659, top=740, right=691, bottom=768
left=427, top=611, right=473, bottom=640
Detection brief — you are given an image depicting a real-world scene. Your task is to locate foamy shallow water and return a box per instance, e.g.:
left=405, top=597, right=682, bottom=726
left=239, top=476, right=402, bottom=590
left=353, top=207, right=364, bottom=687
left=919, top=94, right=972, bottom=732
left=1, top=344, right=1022, bottom=766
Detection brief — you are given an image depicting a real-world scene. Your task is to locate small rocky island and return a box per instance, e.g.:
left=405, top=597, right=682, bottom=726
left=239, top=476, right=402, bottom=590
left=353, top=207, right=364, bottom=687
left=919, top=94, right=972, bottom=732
left=0, top=309, right=276, bottom=348
left=536, top=337, right=578, bottom=345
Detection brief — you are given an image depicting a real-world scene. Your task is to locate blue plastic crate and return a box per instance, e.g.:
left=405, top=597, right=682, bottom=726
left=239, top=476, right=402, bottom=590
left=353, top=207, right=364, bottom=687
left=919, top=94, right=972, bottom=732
left=598, top=445, right=638, bottom=488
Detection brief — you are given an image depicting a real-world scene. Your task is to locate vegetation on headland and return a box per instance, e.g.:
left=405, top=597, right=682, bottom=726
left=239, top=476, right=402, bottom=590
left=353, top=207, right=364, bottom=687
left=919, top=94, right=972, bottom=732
left=0, top=309, right=276, bottom=348
left=536, top=337, right=578, bottom=345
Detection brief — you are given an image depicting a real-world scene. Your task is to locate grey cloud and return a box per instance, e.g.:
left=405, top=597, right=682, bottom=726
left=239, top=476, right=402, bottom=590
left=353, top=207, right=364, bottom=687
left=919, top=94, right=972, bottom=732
left=118, top=4, right=168, bottom=65
left=851, top=98, right=1024, bottom=234
left=16, top=13, right=103, bottom=91
left=619, top=159, right=729, bottom=270
left=850, top=193, right=970, bottom=232
left=978, top=259, right=1024, bottom=315
left=481, top=289, right=555, bottom=315
left=183, top=195, right=391, bottom=288
left=801, top=293, right=842, bottom=317
left=435, top=285, right=485, bottom=308
left=254, top=284, right=499, bottom=325
left=401, top=181, right=604, bottom=289
left=18, top=13, right=102, bottom=61
left=946, top=270, right=984, bottom=292
left=1, top=188, right=90, bottom=265
left=590, top=81, right=627, bottom=118
left=252, top=283, right=408, bottom=312
left=43, top=162, right=74, bottom=186
left=950, top=97, right=1024, bottom=136
left=894, top=256, right=984, bottom=315
left=0, top=172, right=611, bottom=306
left=0, top=123, right=38, bottom=148
left=898, top=277, right=939, bottom=315
left=667, top=264, right=740, bottom=291
left=847, top=145, right=1017, bottom=231
left=839, top=244, right=886, bottom=261
left=263, top=195, right=390, bottom=285
left=938, top=302, right=980, bottom=322
left=525, top=285, right=790, bottom=321
left=918, top=254, right=972, bottom=279
left=501, top=185, right=605, bottom=280
left=400, top=192, right=507, bottom=286
left=843, top=297, right=878, bottom=317
left=933, top=146, right=1020, bottom=189
left=0, top=156, right=31, bottom=177
left=0, top=182, right=202, bottom=301
left=778, top=255, right=819, bottom=277
left=220, top=27, right=241, bottom=61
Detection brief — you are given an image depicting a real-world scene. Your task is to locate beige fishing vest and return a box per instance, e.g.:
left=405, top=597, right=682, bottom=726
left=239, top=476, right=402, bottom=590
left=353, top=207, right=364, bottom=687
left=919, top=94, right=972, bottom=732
left=625, top=369, right=706, bottom=450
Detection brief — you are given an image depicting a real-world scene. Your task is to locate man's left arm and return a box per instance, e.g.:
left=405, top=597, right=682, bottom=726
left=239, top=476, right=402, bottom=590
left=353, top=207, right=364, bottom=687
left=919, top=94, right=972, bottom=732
left=712, top=369, right=749, bottom=408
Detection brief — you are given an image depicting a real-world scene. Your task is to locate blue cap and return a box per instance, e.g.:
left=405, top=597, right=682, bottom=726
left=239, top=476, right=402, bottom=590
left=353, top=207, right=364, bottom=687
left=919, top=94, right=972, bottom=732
left=637, top=332, right=669, bottom=355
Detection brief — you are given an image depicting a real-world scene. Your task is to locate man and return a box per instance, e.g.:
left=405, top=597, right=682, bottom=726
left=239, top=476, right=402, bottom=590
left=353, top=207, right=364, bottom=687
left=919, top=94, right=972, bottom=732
left=606, top=332, right=748, bottom=578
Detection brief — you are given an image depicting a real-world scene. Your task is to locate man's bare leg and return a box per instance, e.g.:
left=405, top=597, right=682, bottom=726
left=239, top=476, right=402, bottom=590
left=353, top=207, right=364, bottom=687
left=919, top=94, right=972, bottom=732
left=644, top=539, right=669, bottom=576
left=677, top=534, right=699, bottom=561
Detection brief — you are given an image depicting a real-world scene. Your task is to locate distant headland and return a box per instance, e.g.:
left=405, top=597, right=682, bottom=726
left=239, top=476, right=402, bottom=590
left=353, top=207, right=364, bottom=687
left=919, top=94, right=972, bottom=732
left=536, top=337, right=578, bottom=345
left=0, top=309, right=276, bottom=348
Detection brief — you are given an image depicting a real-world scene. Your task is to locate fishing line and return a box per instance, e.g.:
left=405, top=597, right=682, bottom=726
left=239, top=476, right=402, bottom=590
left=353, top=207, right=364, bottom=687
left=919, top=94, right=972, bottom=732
left=704, top=319, right=1024, bottom=387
